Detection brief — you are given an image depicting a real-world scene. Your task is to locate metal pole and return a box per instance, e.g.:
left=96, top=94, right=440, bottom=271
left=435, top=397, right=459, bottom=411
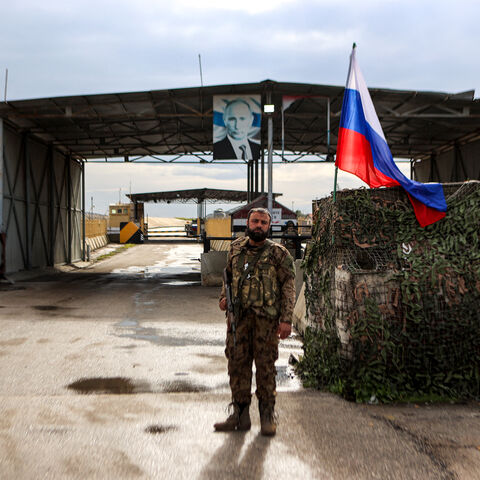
left=254, top=158, right=258, bottom=196
left=247, top=161, right=251, bottom=203
left=0, top=119, right=3, bottom=232
left=334, top=43, right=356, bottom=203
left=267, top=92, right=273, bottom=214
left=67, top=156, right=72, bottom=264
left=198, top=54, right=204, bottom=87
left=82, top=161, right=86, bottom=261
left=261, top=149, right=265, bottom=193
left=4, top=69, right=7, bottom=103
left=24, top=134, right=31, bottom=269
left=0, top=120, right=4, bottom=276
left=48, top=145, right=54, bottom=266
left=327, top=98, right=331, bottom=154
left=333, top=166, right=339, bottom=202
left=249, top=160, right=254, bottom=200
left=196, top=200, right=202, bottom=237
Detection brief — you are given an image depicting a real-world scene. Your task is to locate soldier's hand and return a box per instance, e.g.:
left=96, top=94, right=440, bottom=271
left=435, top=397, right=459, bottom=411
left=277, top=322, right=291, bottom=339
left=219, top=298, right=227, bottom=311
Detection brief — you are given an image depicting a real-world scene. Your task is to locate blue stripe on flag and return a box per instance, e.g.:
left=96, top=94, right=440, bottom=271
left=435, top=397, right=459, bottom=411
left=366, top=124, right=447, bottom=211
left=339, top=89, right=368, bottom=137
left=213, top=111, right=225, bottom=127
left=340, top=88, right=446, bottom=212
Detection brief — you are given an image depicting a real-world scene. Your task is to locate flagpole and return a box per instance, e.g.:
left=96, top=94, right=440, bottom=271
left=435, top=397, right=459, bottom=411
left=281, top=103, right=285, bottom=161
left=333, top=166, right=338, bottom=202
left=334, top=42, right=356, bottom=203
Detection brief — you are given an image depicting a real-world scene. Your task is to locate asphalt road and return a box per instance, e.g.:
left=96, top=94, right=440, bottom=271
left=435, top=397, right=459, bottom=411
left=0, top=243, right=479, bottom=479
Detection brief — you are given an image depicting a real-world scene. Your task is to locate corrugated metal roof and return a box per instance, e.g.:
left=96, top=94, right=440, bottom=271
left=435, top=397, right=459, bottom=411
left=227, top=194, right=296, bottom=218
left=0, top=80, right=478, bottom=160
left=126, top=188, right=280, bottom=204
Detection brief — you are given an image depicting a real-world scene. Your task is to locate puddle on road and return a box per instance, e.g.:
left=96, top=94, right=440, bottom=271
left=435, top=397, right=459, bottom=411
left=110, top=245, right=201, bottom=286
left=162, top=279, right=199, bottom=286
left=0, top=285, right=25, bottom=291
left=34, top=305, right=59, bottom=311
left=67, top=376, right=215, bottom=395
left=145, top=425, right=177, bottom=435
left=67, top=377, right=151, bottom=394
left=114, top=318, right=224, bottom=347
left=162, top=379, right=211, bottom=393
left=117, top=320, right=138, bottom=328
left=276, top=365, right=302, bottom=390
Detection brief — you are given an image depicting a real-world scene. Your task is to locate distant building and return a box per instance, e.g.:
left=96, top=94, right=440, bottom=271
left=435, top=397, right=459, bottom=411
left=227, top=195, right=297, bottom=235
left=108, top=202, right=145, bottom=241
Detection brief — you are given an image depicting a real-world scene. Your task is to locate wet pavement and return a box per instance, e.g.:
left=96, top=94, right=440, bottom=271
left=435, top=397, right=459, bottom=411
left=0, top=242, right=479, bottom=479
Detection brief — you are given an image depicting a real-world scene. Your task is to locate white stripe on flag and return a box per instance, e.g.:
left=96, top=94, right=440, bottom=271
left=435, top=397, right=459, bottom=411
left=348, top=48, right=386, bottom=142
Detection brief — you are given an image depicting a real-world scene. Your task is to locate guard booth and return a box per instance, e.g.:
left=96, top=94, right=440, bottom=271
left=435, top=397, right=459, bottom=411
left=107, top=202, right=145, bottom=242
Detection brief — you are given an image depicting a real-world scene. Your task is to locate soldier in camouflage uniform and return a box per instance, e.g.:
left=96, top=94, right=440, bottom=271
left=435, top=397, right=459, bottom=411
left=281, top=220, right=298, bottom=259
left=215, top=207, right=296, bottom=436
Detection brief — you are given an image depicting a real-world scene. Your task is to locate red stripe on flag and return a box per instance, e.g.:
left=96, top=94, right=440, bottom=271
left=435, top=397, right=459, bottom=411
left=407, top=193, right=446, bottom=227
left=335, top=128, right=398, bottom=188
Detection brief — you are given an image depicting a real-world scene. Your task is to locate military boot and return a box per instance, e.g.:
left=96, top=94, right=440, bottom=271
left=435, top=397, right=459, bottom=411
left=214, top=402, right=251, bottom=432
left=259, top=401, right=277, bottom=436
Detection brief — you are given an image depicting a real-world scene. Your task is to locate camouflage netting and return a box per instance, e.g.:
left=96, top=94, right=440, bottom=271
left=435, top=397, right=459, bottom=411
left=297, top=181, right=480, bottom=403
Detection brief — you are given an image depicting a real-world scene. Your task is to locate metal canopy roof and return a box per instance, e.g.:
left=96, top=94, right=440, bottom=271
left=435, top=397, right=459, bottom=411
left=126, top=188, right=281, bottom=204
left=1, top=80, right=479, bottom=162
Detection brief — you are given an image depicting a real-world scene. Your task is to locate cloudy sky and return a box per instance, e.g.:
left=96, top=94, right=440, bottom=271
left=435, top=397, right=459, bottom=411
left=2, top=0, right=478, bottom=216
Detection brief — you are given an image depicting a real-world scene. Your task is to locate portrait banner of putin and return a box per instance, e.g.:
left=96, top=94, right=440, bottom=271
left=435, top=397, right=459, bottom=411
left=213, top=95, right=261, bottom=161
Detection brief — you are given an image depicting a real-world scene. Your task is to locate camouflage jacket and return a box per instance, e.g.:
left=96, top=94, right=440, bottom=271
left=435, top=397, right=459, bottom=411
left=220, top=237, right=296, bottom=324
left=281, top=226, right=299, bottom=250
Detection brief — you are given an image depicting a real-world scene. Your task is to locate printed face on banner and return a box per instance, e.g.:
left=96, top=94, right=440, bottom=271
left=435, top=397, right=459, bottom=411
left=213, top=95, right=261, bottom=161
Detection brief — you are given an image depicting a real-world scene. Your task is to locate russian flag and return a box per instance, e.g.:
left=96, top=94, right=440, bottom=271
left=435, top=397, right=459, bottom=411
left=335, top=46, right=446, bottom=227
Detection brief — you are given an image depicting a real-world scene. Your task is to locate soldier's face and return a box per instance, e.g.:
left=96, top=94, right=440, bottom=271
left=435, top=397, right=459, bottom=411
left=247, top=212, right=270, bottom=242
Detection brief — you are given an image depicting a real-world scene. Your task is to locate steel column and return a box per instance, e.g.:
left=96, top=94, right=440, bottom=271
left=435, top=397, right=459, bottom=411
left=48, top=146, right=54, bottom=265
left=454, top=143, right=468, bottom=180
left=326, top=98, right=331, bottom=155
left=247, top=160, right=251, bottom=203
left=67, top=155, right=72, bottom=264
left=0, top=120, right=4, bottom=276
left=81, top=161, right=86, bottom=261
left=249, top=160, right=254, bottom=201
left=261, top=149, right=265, bottom=193
left=24, top=135, right=31, bottom=269
left=0, top=119, right=3, bottom=232
left=267, top=92, right=273, bottom=214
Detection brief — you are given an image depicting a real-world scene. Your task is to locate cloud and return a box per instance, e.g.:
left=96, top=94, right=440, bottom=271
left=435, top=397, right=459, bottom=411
left=2, top=0, right=479, bottom=99
left=174, top=0, right=296, bottom=14
left=85, top=160, right=411, bottom=217
left=1, top=0, right=477, bottom=218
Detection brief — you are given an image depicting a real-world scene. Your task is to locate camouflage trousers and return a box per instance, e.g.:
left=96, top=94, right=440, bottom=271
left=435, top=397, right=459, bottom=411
left=225, top=309, right=279, bottom=406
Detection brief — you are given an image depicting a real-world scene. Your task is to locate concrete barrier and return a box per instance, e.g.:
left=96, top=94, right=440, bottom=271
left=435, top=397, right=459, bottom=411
left=294, top=259, right=303, bottom=299
left=293, top=283, right=311, bottom=334
left=201, top=251, right=228, bottom=286
left=85, top=235, right=109, bottom=253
